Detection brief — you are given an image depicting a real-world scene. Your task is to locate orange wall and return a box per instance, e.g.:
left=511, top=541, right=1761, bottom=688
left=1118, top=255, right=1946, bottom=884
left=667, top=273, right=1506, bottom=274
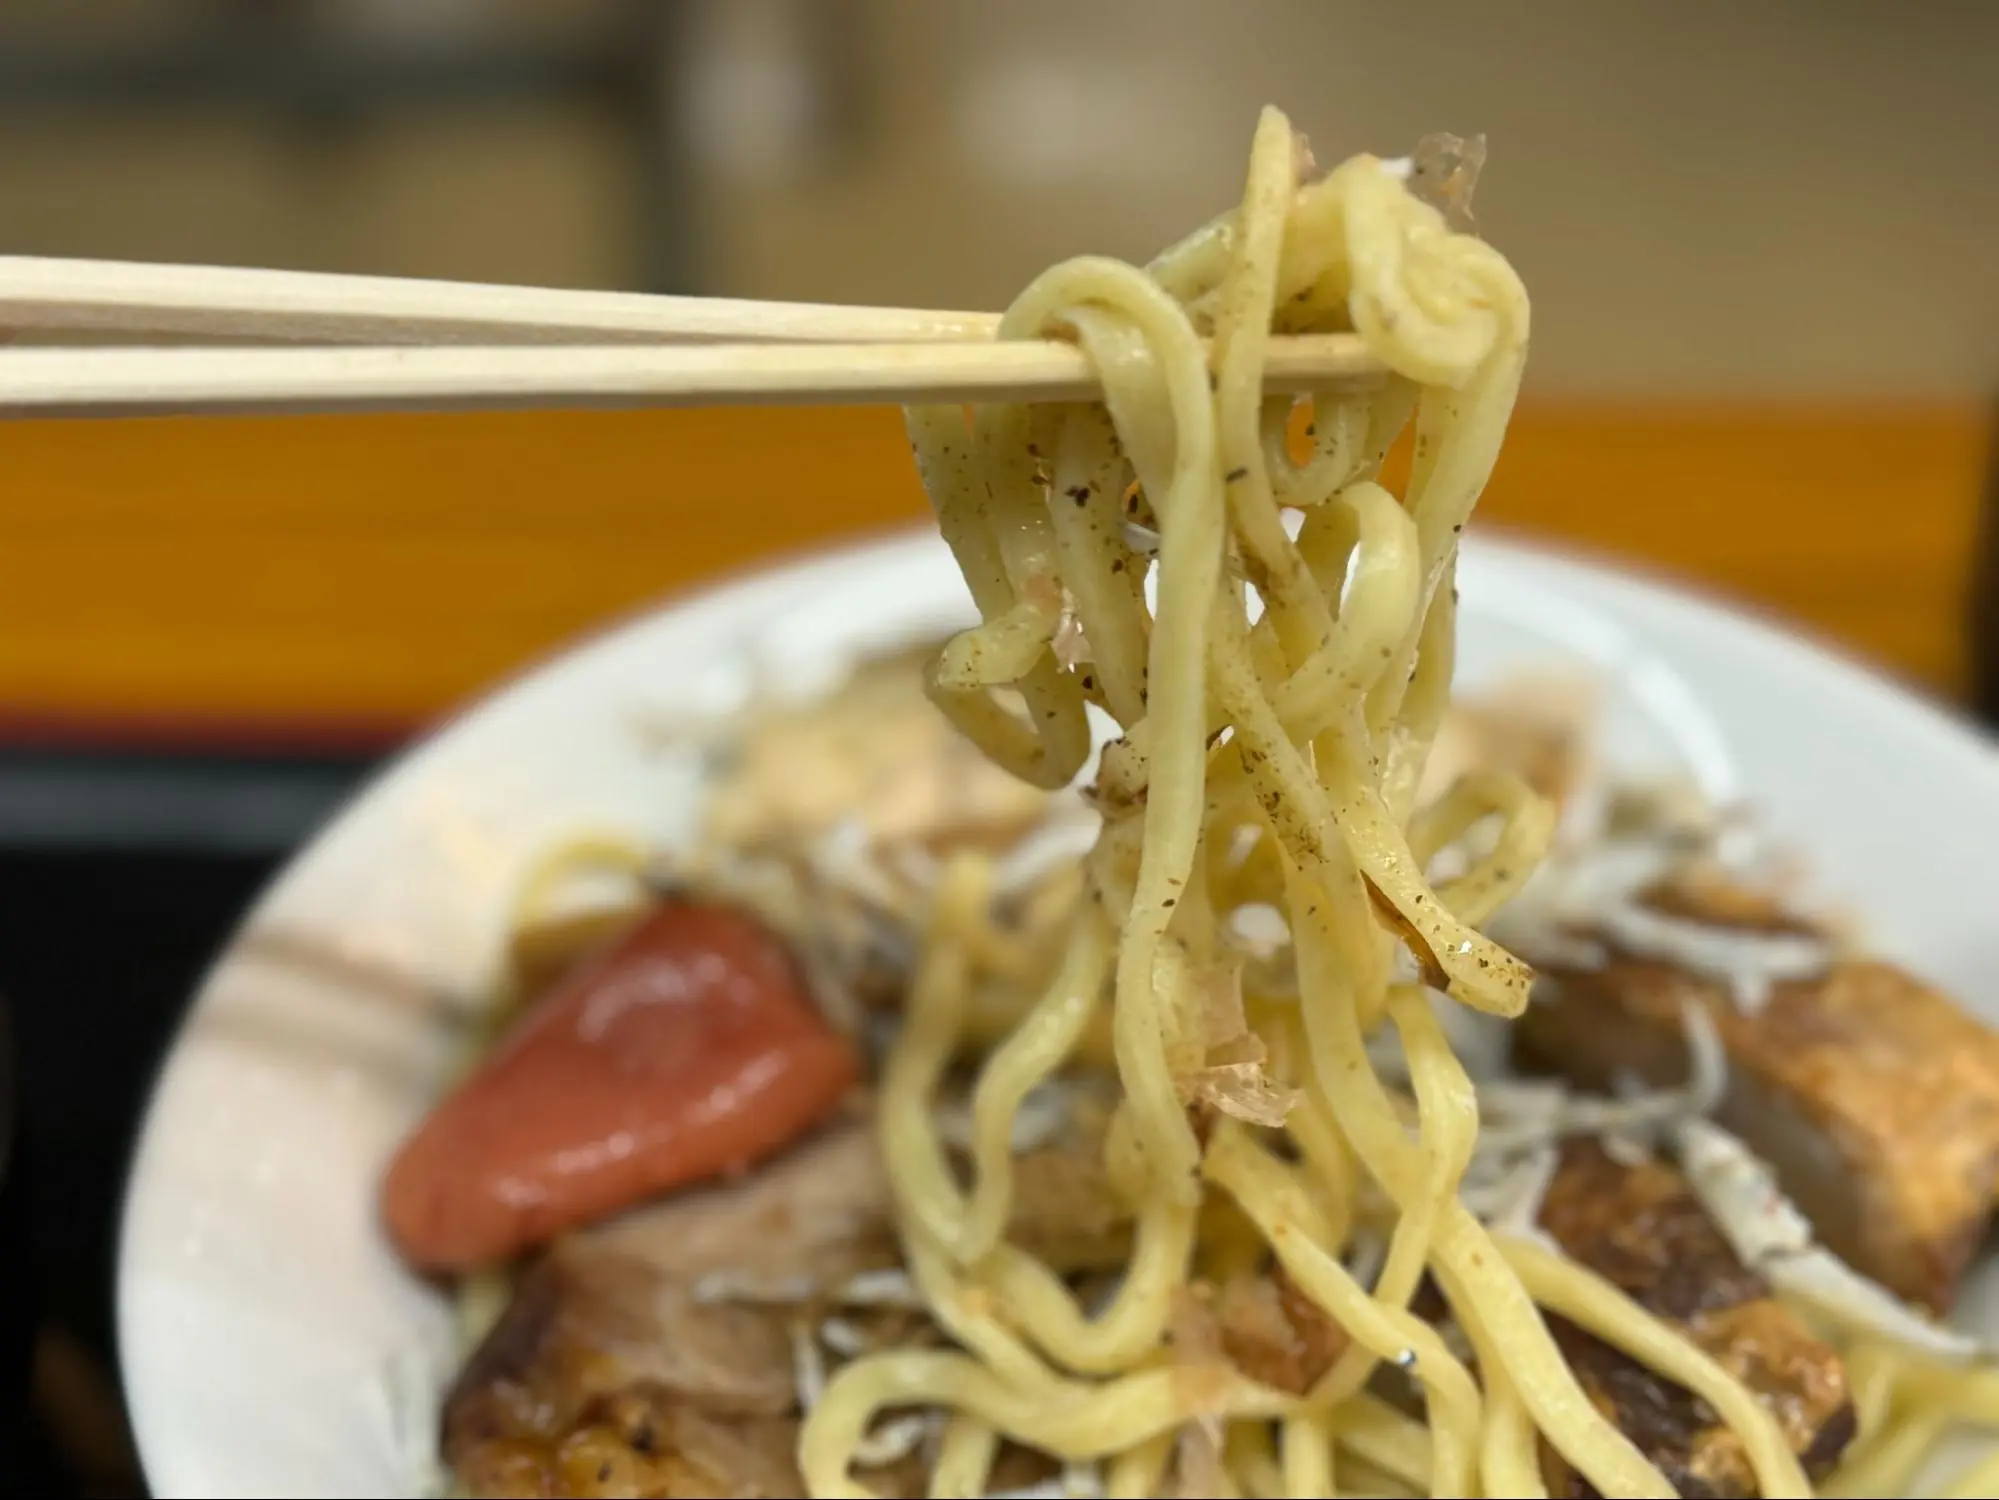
left=0, top=404, right=1986, bottom=739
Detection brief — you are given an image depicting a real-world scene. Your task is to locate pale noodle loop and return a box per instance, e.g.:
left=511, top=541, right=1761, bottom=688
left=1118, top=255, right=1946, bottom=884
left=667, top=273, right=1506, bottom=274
left=799, top=106, right=1806, bottom=1500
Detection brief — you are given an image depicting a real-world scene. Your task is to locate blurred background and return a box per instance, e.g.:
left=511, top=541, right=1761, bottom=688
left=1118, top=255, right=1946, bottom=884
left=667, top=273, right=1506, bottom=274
left=0, top=1, right=1995, bottom=1493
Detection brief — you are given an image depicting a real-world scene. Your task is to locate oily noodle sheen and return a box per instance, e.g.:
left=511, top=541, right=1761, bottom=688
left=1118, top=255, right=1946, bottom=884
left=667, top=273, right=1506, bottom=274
left=798, top=108, right=1804, bottom=1499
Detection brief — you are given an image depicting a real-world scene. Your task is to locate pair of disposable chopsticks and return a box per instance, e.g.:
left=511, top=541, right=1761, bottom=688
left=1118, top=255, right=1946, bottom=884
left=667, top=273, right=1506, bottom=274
left=0, top=257, right=1383, bottom=417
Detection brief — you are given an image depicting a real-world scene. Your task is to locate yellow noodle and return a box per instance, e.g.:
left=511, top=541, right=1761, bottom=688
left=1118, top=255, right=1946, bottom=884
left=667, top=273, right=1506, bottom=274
left=507, top=831, right=650, bottom=930
left=1935, top=1444, right=1999, bottom=1500
left=877, top=856, right=989, bottom=1256
left=1452, top=1294, right=1546, bottom=1499
left=1882, top=1354, right=1999, bottom=1427
left=1331, top=1394, right=1433, bottom=1493
left=1108, top=1430, right=1176, bottom=1499
left=793, top=104, right=1804, bottom=1500
left=1844, top=1340, right=1903, bottom=1440
left=968, top=1201, right=1198, bottom=1376
left=902, top=1234, right=1050, bottom=1391
left=1280, top=1411, right=1336, bottom=1499
left=957, top=915, right=1112, bottom=1262
left=1287, top=860, right=1669, bottom=1497
left=1228, top=1419, right=1288, bottom=1499
left=1214, top=110, right=1337, bottom=668
left=927, top=1416, right=998, bottom=1500
left=1312, top=983, right=1476, bottom=1407
left=1819, top=1410, right=1948, bottom=1499
left=1205, top=1122, right=1483, bottom=1498
left=801, top=1353, right=1295, bottom=1497
left=1405, top=768, right=1555, bottom=925
left=1479, top=1358, right=1549, bottom=1500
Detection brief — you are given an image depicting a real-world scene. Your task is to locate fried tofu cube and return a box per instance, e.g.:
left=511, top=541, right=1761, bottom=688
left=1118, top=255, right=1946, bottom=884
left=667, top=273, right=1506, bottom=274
left=1516, top=881, right=1999, bottom=1313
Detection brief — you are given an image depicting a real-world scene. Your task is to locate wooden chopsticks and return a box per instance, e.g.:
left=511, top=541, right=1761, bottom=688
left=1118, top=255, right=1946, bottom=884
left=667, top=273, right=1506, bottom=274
left=0, top=337, right=1381, bottom=416
left=0, top=257, right=1003, bottom=347
left=0, top=257, right=1383, bottom=416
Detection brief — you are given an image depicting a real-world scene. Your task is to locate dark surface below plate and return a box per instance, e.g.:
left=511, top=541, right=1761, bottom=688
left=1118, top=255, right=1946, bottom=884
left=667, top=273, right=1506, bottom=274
left=0, top=748, right=379, bottom=1497
left=3, top=997, right=35, bottom=1486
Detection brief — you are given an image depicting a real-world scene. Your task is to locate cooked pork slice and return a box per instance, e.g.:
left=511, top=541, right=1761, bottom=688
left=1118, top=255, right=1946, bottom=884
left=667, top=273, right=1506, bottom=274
left=1515, top=878, right=1999, bottom=1311
left=1534, top=1140, right=1854, bottom=1499
left=444, top=1114, right=900, bottom=1499
left=442, top=1105, right=1073, bottom=1498
left=576, top=1102, right=894, bottom=1286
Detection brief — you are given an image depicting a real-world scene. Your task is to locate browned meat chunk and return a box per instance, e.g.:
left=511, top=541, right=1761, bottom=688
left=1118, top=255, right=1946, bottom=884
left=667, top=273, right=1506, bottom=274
left=1006, top=1124, right=1134, bottom=1274
left=1534, top=1140, right=1854, bottom=1498
left=1516, top=880, right=1999, bottom=1313
left=443, top=1115, right=898, bottom=1498
left=1211, top=1268, right=1351, bottom=1396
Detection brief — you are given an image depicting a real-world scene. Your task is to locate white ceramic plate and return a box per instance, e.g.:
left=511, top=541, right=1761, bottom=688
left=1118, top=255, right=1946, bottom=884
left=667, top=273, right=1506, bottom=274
left=118, top=529, right=1999, bottom=1498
